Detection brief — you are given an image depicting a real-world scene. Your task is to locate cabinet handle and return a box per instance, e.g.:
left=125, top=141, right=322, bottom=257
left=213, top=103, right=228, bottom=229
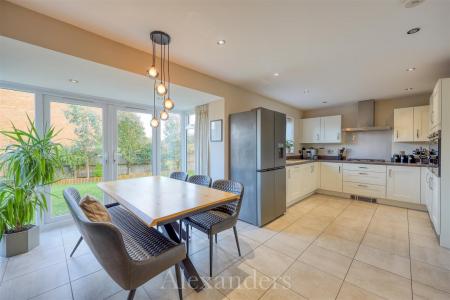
left=316, top=133, right=320, bottom=140
left=359, top=172, right=368, bottom=175
left=416, top=129, right=419, bottom=139
left=396, top=130, right=399, bottom=139
left=337, top=133, right=340, bottom=140
left=358, top=166, right=368, bottom=169
left=358, top=184, right=368, bottom=188
left=389, top=169, right=392, bottom=177
left=339, top=166, right=341, bottom=173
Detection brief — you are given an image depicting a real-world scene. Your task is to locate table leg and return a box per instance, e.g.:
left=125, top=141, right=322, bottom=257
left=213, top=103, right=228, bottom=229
left=163, top=223, right=205, bottom=292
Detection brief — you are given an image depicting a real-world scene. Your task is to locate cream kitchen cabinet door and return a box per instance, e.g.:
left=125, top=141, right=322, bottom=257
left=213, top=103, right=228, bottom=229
left=430, top=173, right=440, bottom=234
left=321, top=115, right=342, bottom=143
left=413, top=105, right=429, bottom=142
left=320, top=162, right=343, bottom=192
left=302, top=118, right=321, bottom=143
left=430, top=79, right=442, bottom=133
left=386, top=166, right=421, bottom=203
left=394, top=107, right=414, bottom=142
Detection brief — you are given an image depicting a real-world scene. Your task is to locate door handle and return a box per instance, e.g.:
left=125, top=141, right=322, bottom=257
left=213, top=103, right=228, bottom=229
left=417, top=129, right=419, bottom=139
left=359, top=172, right=368, bottom=175
left=339, top=166, right=341, bottom=173
left=358, top=184, right=368, bottom=188
left=396, top=130, right=399, bottom=139
left=358, top=166, right=368, bottom=169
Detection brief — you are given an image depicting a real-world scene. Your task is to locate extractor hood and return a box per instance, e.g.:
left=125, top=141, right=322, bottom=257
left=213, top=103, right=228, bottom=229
left=343, top=100, right=392, bottom=132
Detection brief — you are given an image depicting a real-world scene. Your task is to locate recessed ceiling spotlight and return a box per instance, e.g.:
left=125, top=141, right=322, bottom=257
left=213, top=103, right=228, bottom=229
left=407, top=27, right=421, bottom=35
left=68, top=79, right=79, bottom=84
left=404, top=87, right=413, bottom=91
left=322, top=101, right=328, bottom=104
left=273, top=73, right=280, bottom=77
left=217, top=40, right=226, bottom=46
left=304, top=89, right=310, bottom=94
left=406, top=67, right=416, bottom=72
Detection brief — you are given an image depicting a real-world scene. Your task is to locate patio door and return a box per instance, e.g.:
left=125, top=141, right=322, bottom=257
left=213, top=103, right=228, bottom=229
left=44, top=97, right=107, bottom=222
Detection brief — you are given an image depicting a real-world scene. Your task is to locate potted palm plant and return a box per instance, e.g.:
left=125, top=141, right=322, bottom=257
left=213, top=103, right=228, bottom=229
left=0, top=117, right=62, bottom=257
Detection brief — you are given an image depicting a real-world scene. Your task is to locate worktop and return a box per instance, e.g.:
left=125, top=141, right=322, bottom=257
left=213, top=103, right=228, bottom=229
left=286, top=159, right=429, bottom=167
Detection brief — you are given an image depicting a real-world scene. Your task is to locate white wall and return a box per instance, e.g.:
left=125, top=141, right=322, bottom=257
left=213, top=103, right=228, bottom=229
left=208, top=99, right=225, bottom=180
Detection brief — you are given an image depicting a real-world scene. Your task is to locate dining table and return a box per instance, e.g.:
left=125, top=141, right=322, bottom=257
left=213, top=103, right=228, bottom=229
left=97, top=176, right=240, bottom=292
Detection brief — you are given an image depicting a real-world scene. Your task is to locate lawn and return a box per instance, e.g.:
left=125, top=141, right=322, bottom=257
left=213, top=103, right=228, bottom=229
left=51, top=182, right=103, bottom=216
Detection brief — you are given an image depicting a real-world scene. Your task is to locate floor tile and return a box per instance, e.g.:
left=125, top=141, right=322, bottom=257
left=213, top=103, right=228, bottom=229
left=314, top=233, right=359, bottom=258
left=299, top=245, right=352, bottom=279
left=281, top=261, right=342, bottom=300
left=355, top=244, right=411, bottom=278
left=190, top=245, right=240, bottom=277
left=67, top=252, right=102, bottom=281
left=412, top=280, right=450, bottom=300
left=264, top=213, right=298, bottom=231
left=30, top=284, right=73, bottom=300
left=411, top=242, right=450, bottom=271
left=410, top=232, right=441, bottom=250
left=143, top=267, right=194, bottom=300
left=336, top=282, right=384, bottom=300
left=184, top=280, right=227, bottom=300
left=218, top=233, right=260, bottom=257
left=263, top=230, right=313, bottom=259
left=346, top=260, right=412, bottom=299
left=362, top=232, right=410, bottom=257
left=332, top=216, right=370, bottom=232
left=244, top=245, right=295, bottom=278
left=241, top=227, right=277, bottom=244
left=0, top=261, right=6, bottom=282
left=213, top=261, right=273, bottom=300
left=260, top=283, right=306, bottom=300
left=292, top=214, right=334, bottom=231
left=411, top=259, right=450, bottom=293
left=0, top=261, right=69, bottom=300
left=367, top=221, right=409, bottom=241
left=323, top=223, right=365, bottom=243
left=107, top=288, right=149, bottom=300
left=71, top=270, right=121, bottom=300
left=4, top=245, right=66, bottom=280
left=408, top=209, right=429, bottom=220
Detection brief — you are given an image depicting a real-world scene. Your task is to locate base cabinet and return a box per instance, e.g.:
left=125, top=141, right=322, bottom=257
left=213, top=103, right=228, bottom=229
left=320, top=162, right=342, bottom=192
left=286, top=162, right=320, bottom=206
left=386, top=166, right=421, bottom=203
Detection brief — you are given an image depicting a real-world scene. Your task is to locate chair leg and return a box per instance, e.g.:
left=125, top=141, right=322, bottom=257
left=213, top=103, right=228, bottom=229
left=233, top=226, right=241, bottom=257
left=215, top=234, right=217, bottom=243
left=185, top=222, right=190, bottom=256
left=179, top=220, right=183, bottom=242
left=69, top=236, right=83, bottom=258
left=209, top=234, right=213, bottom=277
left=127, top=289, right=136, bottom=300
left=175, top=263, right=183, bottom=300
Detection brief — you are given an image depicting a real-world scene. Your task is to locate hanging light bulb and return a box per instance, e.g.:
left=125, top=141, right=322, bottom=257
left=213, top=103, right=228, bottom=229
left=147, top=66, right=158, bottom=78
left=164, top=98, right=175, bottom=110
left=156, top=82, right=167, bottom=96
left=160, top=110, right=169, bottom=120
left=150, top=117, right=159, bottom=128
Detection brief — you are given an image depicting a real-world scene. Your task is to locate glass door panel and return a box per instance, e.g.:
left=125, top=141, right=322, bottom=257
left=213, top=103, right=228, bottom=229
left=116, top=110, right=153, bottom=179
left=160, top=113, right=182, bottom=176
left=50, top=101, right=104, bottom=218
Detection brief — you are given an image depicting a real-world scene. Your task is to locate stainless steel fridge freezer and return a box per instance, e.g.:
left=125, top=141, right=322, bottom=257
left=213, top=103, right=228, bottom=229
left=229, top=107, right=286, bottom=226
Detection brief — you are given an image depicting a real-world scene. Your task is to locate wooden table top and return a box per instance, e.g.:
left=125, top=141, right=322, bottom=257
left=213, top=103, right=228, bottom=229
left=98, top=176, right=239, bottom=226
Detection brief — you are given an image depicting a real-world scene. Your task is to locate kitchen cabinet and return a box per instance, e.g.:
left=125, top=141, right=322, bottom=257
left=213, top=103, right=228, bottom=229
left=386, top=166, right=421, bottom=203
left=286, top=162, right=320, bottom=206
left=394, top=106, right=430, bottom=142
left=430, top=172, right=441, bottom=235
left=320, top=162, right=342, bottom=192
left=430, top=79, right=442, bottom=134
left=342, top=163, right=386, bottom=199
left=301, top=115, right=341, bottom=143
left=301, top=118, right=321, bottom=143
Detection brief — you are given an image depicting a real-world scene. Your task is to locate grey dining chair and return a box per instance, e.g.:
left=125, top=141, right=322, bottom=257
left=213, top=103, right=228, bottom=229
left=170, top=171, right=188, bottom=181
left=187, top=175, right=212, bottom=187
left=183, top=180, right=244, bottom=277
left=64, top=188, right=186, bottom=300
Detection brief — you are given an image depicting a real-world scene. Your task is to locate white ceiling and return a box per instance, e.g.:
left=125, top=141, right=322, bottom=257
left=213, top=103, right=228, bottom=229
left=0, top=36, right=220, bottom=110
left=6, top=0, right=450, bottom=109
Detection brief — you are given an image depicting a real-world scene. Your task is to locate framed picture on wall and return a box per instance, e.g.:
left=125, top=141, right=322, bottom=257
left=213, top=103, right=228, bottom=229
left=210, top=119, right=223, bottom=142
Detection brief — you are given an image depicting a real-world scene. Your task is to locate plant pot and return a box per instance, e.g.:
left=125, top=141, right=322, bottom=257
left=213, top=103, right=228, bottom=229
left=0, top=225, right=40, bottom=257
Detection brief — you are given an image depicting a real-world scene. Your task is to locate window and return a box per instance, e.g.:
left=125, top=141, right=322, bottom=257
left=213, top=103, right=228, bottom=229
left=186, top=113, right=195, bottom=175
left=286, top=116, right=295, bottom=154
left=160, top=112, right=182, bottom=176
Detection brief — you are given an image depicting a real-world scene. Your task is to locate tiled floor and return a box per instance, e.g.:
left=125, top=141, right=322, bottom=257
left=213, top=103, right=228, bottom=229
left=2, top=194, right=450, bottom=299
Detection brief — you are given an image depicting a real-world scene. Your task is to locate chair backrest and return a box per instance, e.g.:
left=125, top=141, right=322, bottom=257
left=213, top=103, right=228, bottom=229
left=169, top=171, right=188, bottom=181
left=211, top=180, right=244, bottom=218
left=63, top=188, right=132, bottom=289
left=187, top=175, right=212, bottom=187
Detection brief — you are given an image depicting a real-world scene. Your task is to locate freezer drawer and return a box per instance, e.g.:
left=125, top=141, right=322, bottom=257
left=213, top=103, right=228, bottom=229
left=257, top=168, right=286, bottom=226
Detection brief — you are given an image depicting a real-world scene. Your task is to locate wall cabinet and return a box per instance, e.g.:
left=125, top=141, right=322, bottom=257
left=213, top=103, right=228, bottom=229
left=302, top=115, right=341, bottom=143
left=393, top=106, right=429, bottom=142
left=386, top=166, right=421, bottom=203
left=320, top=162, right=342, bottom=192
left=430, top=79, right=442, bottom=133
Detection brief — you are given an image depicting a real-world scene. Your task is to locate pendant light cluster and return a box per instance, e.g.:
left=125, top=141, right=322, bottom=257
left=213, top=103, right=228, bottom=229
left=147, top=31, right=175, bottom=128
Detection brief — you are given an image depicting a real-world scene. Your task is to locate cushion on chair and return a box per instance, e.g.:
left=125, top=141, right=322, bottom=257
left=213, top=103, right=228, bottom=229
left=108, top=205, right=179, bottom=261
left=79, top=195, right=112, bottom=222
left=185, top=210, right=231, bottom=232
